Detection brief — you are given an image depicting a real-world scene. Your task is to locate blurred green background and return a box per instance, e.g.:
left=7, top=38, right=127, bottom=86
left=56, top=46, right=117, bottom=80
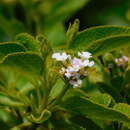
left=0, top=0, right=130, bottom=46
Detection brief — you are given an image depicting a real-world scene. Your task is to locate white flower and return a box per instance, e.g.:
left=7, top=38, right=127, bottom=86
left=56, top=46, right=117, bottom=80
left=52, top=51, right=95, bottom=88
left=52, top=52, right=71, bottom=61
left=78, top=52, right=92, bottom=59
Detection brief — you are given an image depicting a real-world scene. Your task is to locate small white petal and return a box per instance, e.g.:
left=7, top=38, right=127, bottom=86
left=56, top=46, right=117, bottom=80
left=72, top=58, right=82, bottom=66
left=72, top=65, right=81, bottom=72
left=52, top=52, right=70, bottom=61
left=66, top=66, right=74, bottom=73
left=77, top=79, right=82, bottom=85
left=73, top=84, right=79, bottom=88
left=67, top=66, right=80, bottom=73
left=82, top=60, right=89, bottom=67
left=52, top=53, right=60, bottom=59
left=65, top=72, right=72, bottom=78
left=78, top=52, right=92, bottom=59
left=88, top=61, right=94, bottom=67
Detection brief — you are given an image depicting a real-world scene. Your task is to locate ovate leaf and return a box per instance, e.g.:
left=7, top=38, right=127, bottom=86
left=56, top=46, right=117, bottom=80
left=71, top=25, right=130, bottom=48
left=0, top=42, right=26, bottom=60
left=0, top=52, right=43, bottom=75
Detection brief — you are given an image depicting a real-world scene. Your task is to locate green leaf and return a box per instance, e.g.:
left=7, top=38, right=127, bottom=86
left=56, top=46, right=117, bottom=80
left=114, top=103, right=130, bottom=128
left=0, top=94, right=24, bottom=107
left=114, top=103, right=130, bottom=117
left=89, top=93, right=112, bottom=106
left=67, top=19, right=79, bottom=46
left=0, top=42, right=26, bottom=60
left=71, top=25, right=130, bottom=48
left=62, top=96, right=130, bottom=124
left=0, top=52, right=43, bottom=75
left=16, top=33, right=40, bottom=51
left=87, top=35, right=130, bottom=56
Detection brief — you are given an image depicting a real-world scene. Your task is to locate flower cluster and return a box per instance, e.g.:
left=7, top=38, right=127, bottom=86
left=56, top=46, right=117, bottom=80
left=52, top=52, right=94, bottom=88
left=115, top=56, right=128, bottom=67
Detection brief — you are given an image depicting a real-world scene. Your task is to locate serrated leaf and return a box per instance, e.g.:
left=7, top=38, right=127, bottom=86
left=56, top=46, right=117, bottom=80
left=16, top=33, right=40, bottom=51
left=62, top=96, right=130, bottom=124
left=0, top=52, right=43, bottom=75
left=71, top=25, right=130, bottom=48
left=87, top=35, right=130, bottom=56
left=0, top=42, right=26, bottom=60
